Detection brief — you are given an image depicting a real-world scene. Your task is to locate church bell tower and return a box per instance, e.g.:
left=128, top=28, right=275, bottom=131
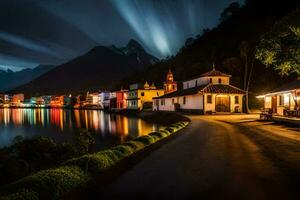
left=164, top=69, right=177, bottom=94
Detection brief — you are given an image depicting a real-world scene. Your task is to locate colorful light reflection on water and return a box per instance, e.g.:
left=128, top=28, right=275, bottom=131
left=0, top=108, right=159, bottom=149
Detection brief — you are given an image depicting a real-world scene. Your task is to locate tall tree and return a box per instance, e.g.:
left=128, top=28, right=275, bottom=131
left=240, top=41, right=255, bottom=113
left=256, top=9, right=300, bottom=75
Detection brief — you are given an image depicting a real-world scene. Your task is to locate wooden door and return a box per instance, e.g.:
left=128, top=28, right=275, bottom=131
left=216, top=96, right=230, bottom=112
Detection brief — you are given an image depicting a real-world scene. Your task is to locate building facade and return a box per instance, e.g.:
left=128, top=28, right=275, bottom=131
left=116, top=89, right=128, bottom=109
left=153, top=68, right=245, bottom=114
left=127, top=82, right=164, bottom=110
left=257, top=78, right=300, bottom=116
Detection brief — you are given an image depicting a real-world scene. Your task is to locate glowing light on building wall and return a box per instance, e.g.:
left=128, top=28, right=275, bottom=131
left=265, top=96, right=271, bottom=103
left=284, top=93, right=290, bottom=106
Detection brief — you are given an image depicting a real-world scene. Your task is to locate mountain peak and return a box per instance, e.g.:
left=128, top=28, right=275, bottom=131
left=127, top=39, right=144, bottom=50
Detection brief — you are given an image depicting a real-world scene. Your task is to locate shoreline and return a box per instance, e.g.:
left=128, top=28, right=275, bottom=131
left=0, top=121, right=190, bottom=199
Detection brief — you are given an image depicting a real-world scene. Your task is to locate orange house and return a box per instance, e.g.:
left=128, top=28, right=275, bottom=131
left=116, top=90, right=128, bottom=109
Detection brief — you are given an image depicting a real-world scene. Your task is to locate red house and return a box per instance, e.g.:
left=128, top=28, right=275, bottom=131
left=116, top=89, right=128, bottom=109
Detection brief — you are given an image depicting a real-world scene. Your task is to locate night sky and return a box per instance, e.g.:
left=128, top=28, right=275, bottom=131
left=0, top=0, right=243, bottom=71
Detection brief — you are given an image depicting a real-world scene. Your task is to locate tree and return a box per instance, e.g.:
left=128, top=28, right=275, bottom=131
left=185, top=37, right=195, bottom=47
left=239, top=41, right=256, bottom=113
left=256, top=9, right=300, bottom=75
left=219, top=2, right=240, bottom=22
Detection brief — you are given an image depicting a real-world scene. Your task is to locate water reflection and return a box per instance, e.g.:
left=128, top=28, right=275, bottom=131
left=0, top=108, right=158, bottom=149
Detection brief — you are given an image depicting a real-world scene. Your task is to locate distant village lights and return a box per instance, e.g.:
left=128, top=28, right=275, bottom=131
left=0, top=67, right=246, bottom=114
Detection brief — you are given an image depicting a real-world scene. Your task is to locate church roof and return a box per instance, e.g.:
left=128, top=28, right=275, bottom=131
left=154, top=84, right=245, bottom=99
left=199, top=69, right=231, bottom=77
left=203, top=84, right=245, bottom=94
left=185, top=69, right=231, bottom=81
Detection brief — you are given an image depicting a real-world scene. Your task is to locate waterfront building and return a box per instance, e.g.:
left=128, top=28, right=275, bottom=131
left=109, top=91, right=117, bottom=109
left=127, top=82, right=164, bottom=110
left=100, top=91, right=111, bottom=109
left=11, top=93, right=25, bottom=107
left=116, top=89, right=128, bottom=109
left=86, top=92, right=101, bottom=107
left=50, top=95, right=70, bottom=108
left=73, top=95, right=85, bottom=109
left=153, top=67, right=245, bottom=114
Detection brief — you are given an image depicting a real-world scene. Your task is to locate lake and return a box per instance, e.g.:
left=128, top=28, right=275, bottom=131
left=0, top=108, right=159, bottom=150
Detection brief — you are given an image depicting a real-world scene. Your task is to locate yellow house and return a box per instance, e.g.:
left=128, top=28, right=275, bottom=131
left=127, top=82, right=164, bottom=110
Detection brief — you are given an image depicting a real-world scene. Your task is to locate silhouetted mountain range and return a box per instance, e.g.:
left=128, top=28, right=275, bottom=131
left=11, top=40, right=158, bottom=96
left=0, top=65, right=55, bottom=91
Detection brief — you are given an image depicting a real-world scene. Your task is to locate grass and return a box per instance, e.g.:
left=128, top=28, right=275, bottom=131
left=0, top=121, right=189, bottom=200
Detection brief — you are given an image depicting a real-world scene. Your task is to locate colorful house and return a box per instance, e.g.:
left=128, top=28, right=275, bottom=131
left=109, top=91, right=117, bottom=109
left=86, top=92, right=101, bottom=107
left=11, top=93, right=25, bottom=107
left=153, top=67, right=245, bottom=114
left=100, top=91, right=111, bottom=109
left=127, top=82, right=164, bottom=110
left=50, top=95, right=71, bottom=108
left=116, top=89, right=128, bottom=109
left=257, top=78, right=300, bottom=116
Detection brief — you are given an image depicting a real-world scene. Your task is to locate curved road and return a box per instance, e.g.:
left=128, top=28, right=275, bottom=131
left=95, top=115, right=300, bottom=200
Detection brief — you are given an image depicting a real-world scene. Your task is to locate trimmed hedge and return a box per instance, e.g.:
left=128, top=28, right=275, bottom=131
left=2, top=166, right=88, bottom=200
left=0, top=121, right=189, bottom=200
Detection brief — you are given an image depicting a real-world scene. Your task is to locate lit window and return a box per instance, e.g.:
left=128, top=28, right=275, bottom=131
left=207, top=95, right=212, bottom=104
left=235, top=96, right=239, bottom=104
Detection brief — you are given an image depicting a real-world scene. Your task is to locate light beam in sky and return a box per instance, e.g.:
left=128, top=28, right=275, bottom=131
left=0, top=32, right=54, bottom=56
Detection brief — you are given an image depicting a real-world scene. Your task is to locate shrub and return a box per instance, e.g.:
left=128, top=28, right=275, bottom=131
left=160, top=129, right=171, bottom=136
left=122, top=141, right=145, bottom=151
left=133, top=135, right=159, bottom=145
left=165, top=127, right=175, bottom=133
left=12, top=136, right=57, bottom=163
left=1, top=189, right=39, bottom=200
left=72, top=129, right=95, bottom=156
left=5, top=166, right=89, bottom=200
left=112, top=145, right=135, bottom=157
left=149, top=131, right=168, bottom=139
left=64, top=150, right=122, bottom=175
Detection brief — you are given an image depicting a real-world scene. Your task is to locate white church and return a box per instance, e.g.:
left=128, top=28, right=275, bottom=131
left=153, top=67, right=245, bottom=114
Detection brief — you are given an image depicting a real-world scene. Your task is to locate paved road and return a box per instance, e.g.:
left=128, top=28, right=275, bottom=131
left=95, top=115, right=300, bottom=200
